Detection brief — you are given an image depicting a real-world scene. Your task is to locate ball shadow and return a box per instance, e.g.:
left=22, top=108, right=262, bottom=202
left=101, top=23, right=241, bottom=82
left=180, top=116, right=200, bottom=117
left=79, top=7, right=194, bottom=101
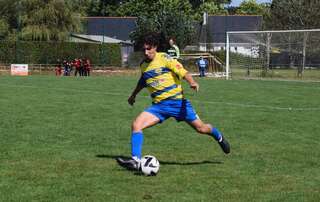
left=95, top=154, right=222, bottom=165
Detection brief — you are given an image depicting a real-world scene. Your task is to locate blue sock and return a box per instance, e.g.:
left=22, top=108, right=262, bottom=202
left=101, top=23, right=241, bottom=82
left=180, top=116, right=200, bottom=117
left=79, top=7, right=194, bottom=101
left=211, top=127, right=222, bottom=142
left=131, top=131, right=143, bottom=159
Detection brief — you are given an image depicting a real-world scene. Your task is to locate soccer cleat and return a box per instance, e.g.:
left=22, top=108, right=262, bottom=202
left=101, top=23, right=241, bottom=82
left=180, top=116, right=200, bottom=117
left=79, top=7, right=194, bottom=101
left=218, top=137, right=230, bottom=154
left=116, top=157, right=140, bottom=171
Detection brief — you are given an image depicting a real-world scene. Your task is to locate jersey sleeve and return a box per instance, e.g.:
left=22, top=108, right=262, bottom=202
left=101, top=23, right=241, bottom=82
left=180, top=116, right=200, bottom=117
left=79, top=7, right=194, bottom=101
left=163, top=54, right=188, bottom=79
left=138, top=75, right=146, bottom=87
left=174, top=45, right=180, bottom=59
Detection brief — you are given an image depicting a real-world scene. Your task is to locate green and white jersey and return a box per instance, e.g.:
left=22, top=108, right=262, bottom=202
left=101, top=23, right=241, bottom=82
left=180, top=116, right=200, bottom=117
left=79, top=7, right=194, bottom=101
left=167, top=44, right=180, bottom=59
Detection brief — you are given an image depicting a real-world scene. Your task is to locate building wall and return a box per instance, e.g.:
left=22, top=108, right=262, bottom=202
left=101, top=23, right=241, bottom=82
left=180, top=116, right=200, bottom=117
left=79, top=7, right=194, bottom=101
left=85, top=17, right=137, bottom=41
left=208, top=15, right=262, bottom=43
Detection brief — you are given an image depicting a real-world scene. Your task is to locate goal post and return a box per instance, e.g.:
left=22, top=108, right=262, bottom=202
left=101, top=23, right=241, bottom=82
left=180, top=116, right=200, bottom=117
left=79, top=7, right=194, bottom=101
left=226, top=29, right=320, bottom=80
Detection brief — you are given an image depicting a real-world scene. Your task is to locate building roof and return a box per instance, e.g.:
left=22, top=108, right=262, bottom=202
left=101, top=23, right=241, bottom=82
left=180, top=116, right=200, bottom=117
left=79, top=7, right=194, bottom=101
left=70, top=34, right=132, bottom=45
left=83, top=16, right=262, bottom=44
left=84, top=17, right=137, bottom=42
left=197, top=15, right=262, bottom=44
left=209, top=15, right=262, bottom=43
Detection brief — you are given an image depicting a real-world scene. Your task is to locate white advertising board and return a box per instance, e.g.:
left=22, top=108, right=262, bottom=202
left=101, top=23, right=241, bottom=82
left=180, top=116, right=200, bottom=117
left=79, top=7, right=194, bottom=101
left=11, top=64, right=28, bottom=76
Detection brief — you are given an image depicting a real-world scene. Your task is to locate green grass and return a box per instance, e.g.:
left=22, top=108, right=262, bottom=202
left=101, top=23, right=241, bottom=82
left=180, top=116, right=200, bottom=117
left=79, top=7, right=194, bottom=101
left=0, top=75, right=320, bottom=201
left=231, top=68, right=320, bottom=80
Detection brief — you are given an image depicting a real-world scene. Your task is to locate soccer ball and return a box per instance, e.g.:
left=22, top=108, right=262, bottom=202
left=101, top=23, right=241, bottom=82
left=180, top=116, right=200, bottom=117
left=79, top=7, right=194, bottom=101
left=140, top=155, right=160, bottom=176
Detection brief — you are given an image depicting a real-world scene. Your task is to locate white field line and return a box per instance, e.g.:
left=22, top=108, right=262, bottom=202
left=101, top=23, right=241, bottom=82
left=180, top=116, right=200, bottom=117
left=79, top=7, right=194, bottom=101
left=1, top=83, right=320, bottom=111
left=194, top=100, right=320, bottom=111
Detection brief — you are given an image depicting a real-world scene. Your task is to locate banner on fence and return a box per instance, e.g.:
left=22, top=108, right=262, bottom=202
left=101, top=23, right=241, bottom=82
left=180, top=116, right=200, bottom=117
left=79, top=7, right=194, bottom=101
left=11, top=64, right=29, bottom=76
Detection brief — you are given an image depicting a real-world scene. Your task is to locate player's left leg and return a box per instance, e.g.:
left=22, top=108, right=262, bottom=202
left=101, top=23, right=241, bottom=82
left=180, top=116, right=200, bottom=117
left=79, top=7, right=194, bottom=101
left=188, top=119, right=230, bottom=154
left=117, top=111, right=161, bottom=171
left=131, top=111, right=160, bottom=159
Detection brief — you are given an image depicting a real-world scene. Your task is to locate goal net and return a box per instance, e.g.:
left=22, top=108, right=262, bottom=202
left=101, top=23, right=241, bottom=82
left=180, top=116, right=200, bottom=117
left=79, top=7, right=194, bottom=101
left=226, top=29, right=320, bottom=80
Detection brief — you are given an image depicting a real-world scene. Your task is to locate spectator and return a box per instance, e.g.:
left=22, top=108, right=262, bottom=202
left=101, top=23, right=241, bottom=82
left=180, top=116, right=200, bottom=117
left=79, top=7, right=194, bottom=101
left=74, top=58, right=81, bottom=76
left=79, top=58, right=84, bottom=76
left=167, top=37, right=180, bottom=59
left=55, top=63, right=62, bottom=76
left=63, top=60, right=68, bottom=76
left=196, top=57, right=208, bottom=77
left=63, top=60, right=72, bottom=76
left=84, top=58, right=91, bottom=76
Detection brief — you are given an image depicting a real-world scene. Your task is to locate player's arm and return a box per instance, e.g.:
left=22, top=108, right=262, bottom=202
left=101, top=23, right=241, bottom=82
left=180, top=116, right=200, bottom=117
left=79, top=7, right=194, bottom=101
left=165, top=54, right=199, bottom=92
left=183, top=73, right=199, bottom=92
left=128, top=76, right=145, bottom=106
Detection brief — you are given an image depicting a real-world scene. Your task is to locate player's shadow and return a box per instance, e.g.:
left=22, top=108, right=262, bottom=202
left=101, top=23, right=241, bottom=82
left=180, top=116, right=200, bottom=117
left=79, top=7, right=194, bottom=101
left=95, top=154, right=222, bottom=165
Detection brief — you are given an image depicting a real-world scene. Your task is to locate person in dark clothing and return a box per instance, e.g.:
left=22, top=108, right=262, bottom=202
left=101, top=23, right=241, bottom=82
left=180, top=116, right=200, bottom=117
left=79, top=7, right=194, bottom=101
left=84, top=58, right=91, bottom=76
left=74, top=58, right=81, bottom=76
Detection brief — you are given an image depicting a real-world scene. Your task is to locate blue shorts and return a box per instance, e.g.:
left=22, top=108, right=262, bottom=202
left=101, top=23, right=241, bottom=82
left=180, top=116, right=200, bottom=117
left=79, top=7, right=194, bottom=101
left=144, top=99, right=198, bottom=123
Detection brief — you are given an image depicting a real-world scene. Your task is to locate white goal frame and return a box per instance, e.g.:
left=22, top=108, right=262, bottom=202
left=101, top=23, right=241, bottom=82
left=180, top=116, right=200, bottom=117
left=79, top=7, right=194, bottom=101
left=225, top=29, right=320, bottom=80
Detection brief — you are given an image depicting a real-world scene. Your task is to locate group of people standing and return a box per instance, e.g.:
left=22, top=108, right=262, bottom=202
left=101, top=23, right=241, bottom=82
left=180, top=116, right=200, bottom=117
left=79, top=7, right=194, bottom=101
left=55, top=58, right=91, bottom=77
left=54, top=39, right=208, bottom=77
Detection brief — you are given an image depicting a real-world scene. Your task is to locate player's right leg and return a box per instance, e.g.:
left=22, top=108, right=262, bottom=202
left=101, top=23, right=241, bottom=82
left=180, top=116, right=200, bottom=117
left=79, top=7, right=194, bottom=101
left=117, top=111, right=160, bottom=171
left=188, top=119, right=230, bottom=154
left=178, top=99, right=230, bottom=154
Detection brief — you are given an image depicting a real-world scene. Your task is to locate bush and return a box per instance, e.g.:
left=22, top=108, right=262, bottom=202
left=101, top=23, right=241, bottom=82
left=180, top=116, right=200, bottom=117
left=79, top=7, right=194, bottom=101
left=0, top=40, right=121, bottom=66
left=127, top=51, right=144, bottom=68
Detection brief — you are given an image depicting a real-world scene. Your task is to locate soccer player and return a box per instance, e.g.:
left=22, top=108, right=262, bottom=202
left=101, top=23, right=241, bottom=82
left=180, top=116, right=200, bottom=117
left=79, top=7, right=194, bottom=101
left=117, top=33, right=230, bottom=171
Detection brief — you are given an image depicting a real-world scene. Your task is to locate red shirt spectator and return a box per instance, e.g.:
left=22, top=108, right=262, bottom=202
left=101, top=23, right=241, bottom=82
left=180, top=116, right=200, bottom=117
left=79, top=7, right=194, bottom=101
left=55, top=64, right=62, bottom=76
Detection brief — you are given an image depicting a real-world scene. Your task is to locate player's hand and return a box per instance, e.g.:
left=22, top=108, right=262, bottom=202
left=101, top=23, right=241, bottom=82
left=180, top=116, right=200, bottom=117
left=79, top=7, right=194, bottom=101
left=190, top=82, right=199, bottom=92
left=128, top=95, right=136, bottom=106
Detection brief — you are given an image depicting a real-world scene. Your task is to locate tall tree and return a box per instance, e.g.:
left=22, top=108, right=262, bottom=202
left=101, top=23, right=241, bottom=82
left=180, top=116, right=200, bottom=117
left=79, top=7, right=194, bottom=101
left=194, top=1, right=228, bottom=20
left=84, top=0, right=128, bottom=16
left=19, top=0, right=81, bottom=41
left=269, top=0, right=320, bottom=29
left=0, top=18, right=9, bottom=39
left=130, top=0, right=195, bottom=50
left=0, top=0, right=20, bottom=36
left=66, top=0, right=96, bottom=15
left=188, top=0, right=231, bottom=10
left=235, top=0, right=266, bottom=15
left=84, top=0, right=231, bottom=18
left=116, top=0, right=159, bottom=17
left=267, top=0, right=320, bottom=73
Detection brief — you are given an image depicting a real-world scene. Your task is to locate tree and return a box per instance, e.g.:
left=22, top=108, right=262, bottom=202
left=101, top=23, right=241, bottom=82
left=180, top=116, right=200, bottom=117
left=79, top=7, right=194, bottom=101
left=188, top=0, right=231, bottom=10
left=19, top=0, right=81, bottom=41
left=130, top=0, right=195, bottom=50
left=84, top=0, right=129, bottom=16
left=269, top=0, right=320, bottom=30
left=115, top=0, right=159, bottom=17
left=235, top=0, right=266, bottom=15
left=195, top=1, right=228, bottom=20
left=267, top=0, right=320, bottom=74
left=83, top=0, right=232, bottom=18
left=0, top=0, right=20, bottom=36
left=0, top=18, right=9, bottom=39
left=189, top=0, right=230, bottom=20
left=66, top=0, right=97, bottom=16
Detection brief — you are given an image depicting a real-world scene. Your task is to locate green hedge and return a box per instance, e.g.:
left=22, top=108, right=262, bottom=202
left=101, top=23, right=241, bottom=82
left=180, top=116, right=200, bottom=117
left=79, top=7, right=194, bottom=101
left=0, top=40, right=121, bottom=66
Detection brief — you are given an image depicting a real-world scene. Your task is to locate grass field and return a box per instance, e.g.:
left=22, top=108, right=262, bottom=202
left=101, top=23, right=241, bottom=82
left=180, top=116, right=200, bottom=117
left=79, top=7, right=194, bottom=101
left=230, top=68, right=320, bottom=81
left=0, top=75, right=320, bottom=201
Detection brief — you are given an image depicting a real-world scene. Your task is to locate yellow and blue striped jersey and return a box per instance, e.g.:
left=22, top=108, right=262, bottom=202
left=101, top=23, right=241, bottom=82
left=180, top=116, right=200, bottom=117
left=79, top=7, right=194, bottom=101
left=139, top=52, right=188, bottom=103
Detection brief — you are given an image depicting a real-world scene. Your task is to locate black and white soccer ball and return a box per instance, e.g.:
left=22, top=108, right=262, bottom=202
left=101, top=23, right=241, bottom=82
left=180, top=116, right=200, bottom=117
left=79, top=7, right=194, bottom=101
left=140, top=155, right=160, bottom=176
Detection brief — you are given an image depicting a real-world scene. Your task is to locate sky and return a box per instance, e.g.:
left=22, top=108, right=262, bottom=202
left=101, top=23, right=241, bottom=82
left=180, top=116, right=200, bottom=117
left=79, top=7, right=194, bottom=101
left=229, top=0, right=272, bottom=7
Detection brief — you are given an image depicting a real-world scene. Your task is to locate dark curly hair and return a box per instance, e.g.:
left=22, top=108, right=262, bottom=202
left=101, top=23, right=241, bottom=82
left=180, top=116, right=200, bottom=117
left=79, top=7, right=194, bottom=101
left=143, top=32, right=160, bottom=47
